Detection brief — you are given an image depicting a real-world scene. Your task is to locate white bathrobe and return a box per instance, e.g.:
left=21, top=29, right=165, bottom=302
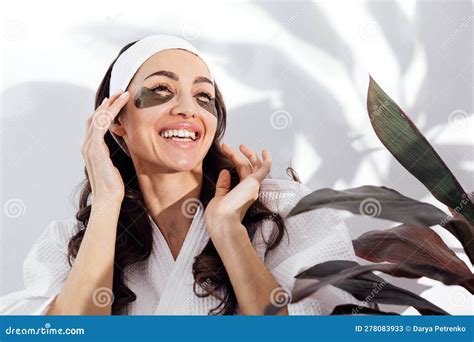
left=0, top=178, right=358, bottom=315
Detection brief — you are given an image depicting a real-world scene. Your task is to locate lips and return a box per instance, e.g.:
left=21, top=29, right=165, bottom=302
left=158, top=121, right=203, bottom=139
left=157, top=121, right=203, bottom=149
left=159, top=133, right=200, bottom=149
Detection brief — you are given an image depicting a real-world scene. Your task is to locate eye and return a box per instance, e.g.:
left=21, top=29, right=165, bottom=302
left=150, top=84, right=173, bottom=96
left=196, top=91, right=214, bottom=103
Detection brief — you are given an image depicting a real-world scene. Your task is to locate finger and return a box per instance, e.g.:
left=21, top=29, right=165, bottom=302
left=108, top=90, right=130, bottom=114
left=222, top=143, right=252, bottom=179
left=225, top=174, right=261, bottom=218
left=91, top=91, right=129, bottom=137
left=104, top=90, right=128, bottom=110
left=85, top=97, right=110, bottom=145
left=239, top=144, right=262, bottom=169
left=252, top=149, right=272, bottom=182
left=87, top=97, right=108, bottom=127
left=214, top=169, right=231, bottom=198
left=87, top=89, right=123, bottom=122
left=87, top=90, right=126, bottom=130
left=84, top=91, right=127, bottom=151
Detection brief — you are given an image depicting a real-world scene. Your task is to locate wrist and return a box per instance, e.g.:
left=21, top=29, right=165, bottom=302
left=92, top=192, right=124, bottom=207
left=88, top=202, right=122, bottom=230
left=208, top=218, right=248, bottom=248
left=91, top=196, right=123, bottom=214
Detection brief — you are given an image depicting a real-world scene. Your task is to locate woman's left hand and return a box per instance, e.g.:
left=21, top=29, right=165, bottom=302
left=203, top=143, right=272, bottom=237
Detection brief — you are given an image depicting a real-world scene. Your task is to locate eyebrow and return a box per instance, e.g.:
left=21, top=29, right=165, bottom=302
left=144, top=70, right=213, bottom=85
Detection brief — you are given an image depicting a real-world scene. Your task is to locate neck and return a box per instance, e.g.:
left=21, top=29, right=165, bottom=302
left=137, top=165, right=203, bottom=241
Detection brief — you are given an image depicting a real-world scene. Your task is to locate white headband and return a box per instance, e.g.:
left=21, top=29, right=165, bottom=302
left=108, top=34, right=215, bottom=157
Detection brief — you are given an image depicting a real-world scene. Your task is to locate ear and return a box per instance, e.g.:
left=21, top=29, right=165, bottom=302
left=110, top=116, right=126, bottom=137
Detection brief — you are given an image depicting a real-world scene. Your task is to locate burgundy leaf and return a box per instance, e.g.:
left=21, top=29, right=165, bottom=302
left=353, top=224, right=473, bottom=290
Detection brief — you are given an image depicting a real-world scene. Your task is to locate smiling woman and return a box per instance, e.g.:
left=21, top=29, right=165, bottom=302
left=0, top=35, right=359, bottom=316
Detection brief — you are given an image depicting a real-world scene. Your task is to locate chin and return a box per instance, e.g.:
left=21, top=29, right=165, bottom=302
left=169, top=158, right=200, bottom=172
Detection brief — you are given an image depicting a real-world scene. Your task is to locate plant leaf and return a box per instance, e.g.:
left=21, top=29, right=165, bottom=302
left=287, top=185, right=446, bottom=225
left=367, top=76, right=474, bottom=224
left=286, top=185, right=474, bottom=263
left=353, top=224, right=474, bottom=293
left=331, top=304, right=399, bottom=315
left=443, top=214, right=474, bottom=264
left=268, top=260, right=450, bottom=316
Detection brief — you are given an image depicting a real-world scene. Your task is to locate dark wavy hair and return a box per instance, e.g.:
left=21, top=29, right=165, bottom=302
left=68, top=40, right=299, bottom=315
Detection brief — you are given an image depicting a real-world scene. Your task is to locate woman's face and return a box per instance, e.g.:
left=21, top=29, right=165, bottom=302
left=112, top=49, right=218, bottom=173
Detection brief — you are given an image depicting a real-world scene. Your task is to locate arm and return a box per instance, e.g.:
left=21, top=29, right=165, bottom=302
left=210, top=218, right=289, bottom=316
left=46, top=198, right=121, bottom=315
left=47, top=90, right=130, bottom=315
left=204, top=143, right=285, bottom=315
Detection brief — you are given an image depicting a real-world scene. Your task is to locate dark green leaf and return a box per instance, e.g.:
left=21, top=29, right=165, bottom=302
left=273, top=260, right=450, bottom=315
left=286, top=185, right=474, bottom=263
left=331, top=304, right=399, bottom=315
left=443, top=215, right=474, bottom=263
left=367, top=76, right=474, bottom=224
left=287, top=185, right=446, bottom=225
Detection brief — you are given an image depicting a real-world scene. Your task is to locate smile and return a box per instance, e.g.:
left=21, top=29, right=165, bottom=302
left=159, top=129, right=201, bottom=141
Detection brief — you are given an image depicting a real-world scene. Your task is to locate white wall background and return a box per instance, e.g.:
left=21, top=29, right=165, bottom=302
left=1, top=0, right=472, bottom=314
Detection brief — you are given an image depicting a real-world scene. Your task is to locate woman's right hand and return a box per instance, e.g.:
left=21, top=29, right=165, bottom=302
left=82, top=90, right=130, bottom=204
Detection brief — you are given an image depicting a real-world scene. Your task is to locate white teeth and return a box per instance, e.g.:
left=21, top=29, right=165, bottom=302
left=171, top=137, right=193, bottom=142
left=160, top=129, right=197, bottom=140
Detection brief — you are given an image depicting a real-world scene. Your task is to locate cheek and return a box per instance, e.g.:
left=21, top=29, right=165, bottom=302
left=124, top=104, right=168, bottom=132
left=203, top=116, right=218, bottom=141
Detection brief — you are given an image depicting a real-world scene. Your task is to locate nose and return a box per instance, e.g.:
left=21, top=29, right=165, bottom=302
left=170, top=93, right=197, bottom=118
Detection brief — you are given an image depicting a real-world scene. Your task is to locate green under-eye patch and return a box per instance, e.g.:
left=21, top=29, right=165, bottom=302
left=197, top=98, right=218, bottom=116
left=134, top=86, right=218, bottom=116
left=134, top=87, right=173, bottom=108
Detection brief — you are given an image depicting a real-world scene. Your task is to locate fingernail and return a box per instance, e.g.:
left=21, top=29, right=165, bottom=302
left=113, top=89, right=124, bottom=96
left=101, top=97, right=107, bottom=104
left=119, top=91, right=129, bottom=99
